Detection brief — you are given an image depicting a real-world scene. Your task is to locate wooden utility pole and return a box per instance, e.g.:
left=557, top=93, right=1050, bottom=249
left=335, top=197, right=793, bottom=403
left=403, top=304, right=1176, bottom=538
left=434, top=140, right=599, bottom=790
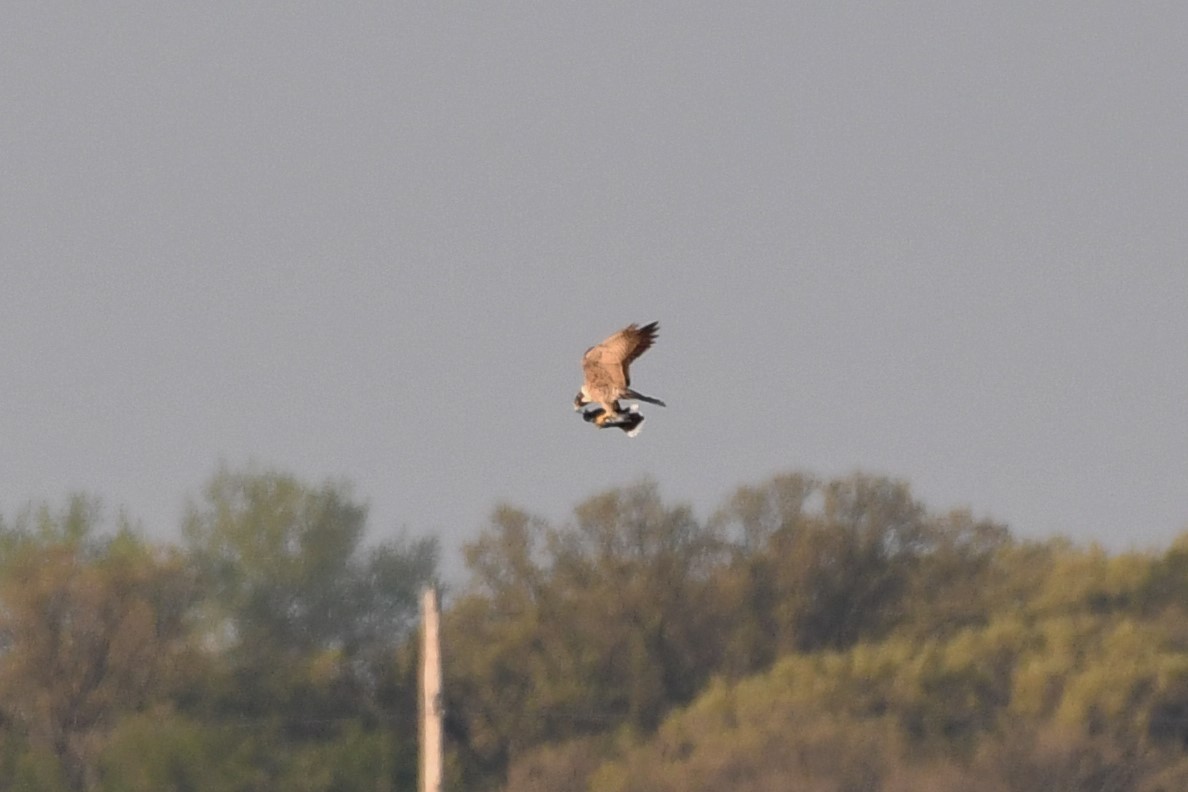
left=420, top=586, right=443, bottom=792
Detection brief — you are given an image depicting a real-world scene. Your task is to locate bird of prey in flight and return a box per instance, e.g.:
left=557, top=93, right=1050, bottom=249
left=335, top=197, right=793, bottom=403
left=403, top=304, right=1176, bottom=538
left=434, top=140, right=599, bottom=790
left=574, top=321, right=666, bottom=431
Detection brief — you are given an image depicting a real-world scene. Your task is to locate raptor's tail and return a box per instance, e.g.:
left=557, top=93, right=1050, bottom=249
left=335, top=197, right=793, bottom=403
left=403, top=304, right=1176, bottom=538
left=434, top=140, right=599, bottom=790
left=624, top=389, right=666, bottom=407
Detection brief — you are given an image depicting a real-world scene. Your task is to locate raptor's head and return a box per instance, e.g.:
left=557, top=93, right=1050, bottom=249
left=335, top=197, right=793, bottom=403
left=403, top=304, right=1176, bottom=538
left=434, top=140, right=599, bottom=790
left=573, top=391, right=588, bottom=411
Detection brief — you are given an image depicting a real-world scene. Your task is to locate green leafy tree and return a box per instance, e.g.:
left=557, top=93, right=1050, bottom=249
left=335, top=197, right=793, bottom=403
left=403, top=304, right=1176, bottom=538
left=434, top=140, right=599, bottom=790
left=180, top=467, right=436, bottom=786
left=897, top=508, right=1011, bottom=640
left=553, top=481, right=725, bottom=730
left=443, top=505, right=551, bottom=779
left=446, top=482, right=725, bottom=787
left=713, top=473, right=937, bottom=655
left=0, top=498, right=198, bottom=791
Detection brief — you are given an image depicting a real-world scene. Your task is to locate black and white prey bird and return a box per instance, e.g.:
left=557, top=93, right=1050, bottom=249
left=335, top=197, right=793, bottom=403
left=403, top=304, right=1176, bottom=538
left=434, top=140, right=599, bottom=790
left=574, top=321, right=666, bottom=431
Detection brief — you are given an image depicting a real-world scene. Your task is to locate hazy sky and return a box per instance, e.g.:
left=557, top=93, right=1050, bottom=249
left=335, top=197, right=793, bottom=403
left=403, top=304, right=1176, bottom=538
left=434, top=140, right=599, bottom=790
left=3, top=4, right=1186, bottom=577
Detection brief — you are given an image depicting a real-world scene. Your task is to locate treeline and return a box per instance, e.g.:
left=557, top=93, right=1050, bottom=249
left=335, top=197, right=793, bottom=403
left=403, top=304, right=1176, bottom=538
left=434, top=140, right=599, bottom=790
left=0, top=468, right=437, bottom=791
left=443, top=474, right=1188, bottom=791
left=3, top=469, right=1188, bottom=790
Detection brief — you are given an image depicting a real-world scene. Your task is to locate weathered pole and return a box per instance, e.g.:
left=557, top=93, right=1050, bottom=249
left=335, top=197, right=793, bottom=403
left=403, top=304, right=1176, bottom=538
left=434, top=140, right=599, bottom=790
left=420, top=586, right=443, bottom=792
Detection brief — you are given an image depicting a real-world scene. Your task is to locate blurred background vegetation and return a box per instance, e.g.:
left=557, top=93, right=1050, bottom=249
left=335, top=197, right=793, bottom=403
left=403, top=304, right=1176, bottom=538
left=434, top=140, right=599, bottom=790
left=4, top=467, right=1188, bottom=790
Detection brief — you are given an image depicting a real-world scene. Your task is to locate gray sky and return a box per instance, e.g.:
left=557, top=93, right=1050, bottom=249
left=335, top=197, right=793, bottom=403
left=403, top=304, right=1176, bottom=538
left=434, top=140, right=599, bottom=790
left=3, top=4, right=1186, bottom=577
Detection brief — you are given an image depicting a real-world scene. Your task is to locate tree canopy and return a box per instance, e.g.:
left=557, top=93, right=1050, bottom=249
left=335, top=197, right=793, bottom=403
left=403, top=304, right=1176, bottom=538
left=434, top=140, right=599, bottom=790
left=0, top=469, right=436, bottom=791
left=3, top=468, right=1188, bottom=790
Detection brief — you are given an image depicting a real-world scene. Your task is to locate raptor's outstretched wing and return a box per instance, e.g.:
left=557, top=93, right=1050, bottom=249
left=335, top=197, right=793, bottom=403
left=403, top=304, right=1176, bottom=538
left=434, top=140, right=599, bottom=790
left=582, top=321, right=659, bottom=392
